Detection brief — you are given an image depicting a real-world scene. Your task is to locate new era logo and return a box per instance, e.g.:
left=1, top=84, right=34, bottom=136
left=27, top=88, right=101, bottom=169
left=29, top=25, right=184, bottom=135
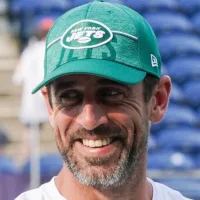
left=151, top=54, right=158, bottom=67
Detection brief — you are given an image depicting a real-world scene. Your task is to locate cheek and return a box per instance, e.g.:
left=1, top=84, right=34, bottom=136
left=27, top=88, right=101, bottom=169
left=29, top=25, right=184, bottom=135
left=108, top=107, right=147, bottom=147
left=53, top=110, right=74, bottom=146
left=108, top=111, right=135, bottom=143
left=108, top=105, right=141, bottom=131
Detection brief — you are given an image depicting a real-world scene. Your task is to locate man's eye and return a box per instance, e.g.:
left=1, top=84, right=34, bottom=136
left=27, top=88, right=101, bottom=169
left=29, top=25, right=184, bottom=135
left=106, top=90, right=118, bottom=95
left=99, top=88, right=124, bottom=103
left=59, top=91, right=82, bottom=104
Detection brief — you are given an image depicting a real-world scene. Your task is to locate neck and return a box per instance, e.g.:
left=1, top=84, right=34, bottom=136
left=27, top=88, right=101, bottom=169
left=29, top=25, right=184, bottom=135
left=55, top=165, right=153, bottom=200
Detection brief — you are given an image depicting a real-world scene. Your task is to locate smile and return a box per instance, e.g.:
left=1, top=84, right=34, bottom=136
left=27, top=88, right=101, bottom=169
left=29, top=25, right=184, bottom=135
left=82, top=138, right=112, bottom=148
left=74, top=137, right=122, bottom=160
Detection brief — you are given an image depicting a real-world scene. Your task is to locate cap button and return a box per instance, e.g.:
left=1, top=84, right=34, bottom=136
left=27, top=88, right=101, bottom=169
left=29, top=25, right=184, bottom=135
left=94, top=0, right=104, bottom=2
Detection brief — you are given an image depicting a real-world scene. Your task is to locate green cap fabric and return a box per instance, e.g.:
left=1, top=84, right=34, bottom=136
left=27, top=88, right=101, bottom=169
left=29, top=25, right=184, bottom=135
left=32, top=0, right=161, bottom=94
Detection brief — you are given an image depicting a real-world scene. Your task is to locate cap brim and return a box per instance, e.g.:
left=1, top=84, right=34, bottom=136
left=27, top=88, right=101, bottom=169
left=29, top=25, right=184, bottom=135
left=32, top=59, right=146, bottom=94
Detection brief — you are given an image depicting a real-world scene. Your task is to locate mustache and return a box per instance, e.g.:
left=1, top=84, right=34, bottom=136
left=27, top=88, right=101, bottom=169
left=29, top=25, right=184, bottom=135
left=68, top=125, right=127, bottom=141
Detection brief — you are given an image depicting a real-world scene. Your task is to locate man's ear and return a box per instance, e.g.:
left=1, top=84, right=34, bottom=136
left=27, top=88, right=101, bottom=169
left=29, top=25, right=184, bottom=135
left=41, top=87, right=55, bottom=128
left=149, top=75, right=171, bottom=123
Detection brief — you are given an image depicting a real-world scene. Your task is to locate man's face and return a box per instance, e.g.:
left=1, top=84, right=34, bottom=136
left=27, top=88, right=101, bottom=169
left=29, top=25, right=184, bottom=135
left=46, top=74, right=151, bottom=188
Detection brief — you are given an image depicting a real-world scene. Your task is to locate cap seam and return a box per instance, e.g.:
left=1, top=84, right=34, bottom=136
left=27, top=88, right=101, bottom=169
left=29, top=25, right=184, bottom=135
left=85, top=0, right=96, bottom=19
left=140, top=17, right=150, bottom=73
left=112, top=3, right=140, bottom=68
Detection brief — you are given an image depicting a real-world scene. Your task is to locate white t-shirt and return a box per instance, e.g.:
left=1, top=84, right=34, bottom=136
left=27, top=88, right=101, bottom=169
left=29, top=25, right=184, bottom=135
left=15, top=177, right=192, bottom=200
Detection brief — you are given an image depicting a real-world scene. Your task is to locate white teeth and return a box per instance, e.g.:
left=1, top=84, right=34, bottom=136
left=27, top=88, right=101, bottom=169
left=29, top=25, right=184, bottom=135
left=102, top=139, right=107, bottom=146
left=82, top=138, right=112, bottom=147
left=89, top=140, right=95, bottom=147
left=95, top=140, right=102, bottom=147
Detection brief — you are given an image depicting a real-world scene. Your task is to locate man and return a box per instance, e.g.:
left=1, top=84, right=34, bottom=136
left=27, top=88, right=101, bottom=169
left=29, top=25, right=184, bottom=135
left=15, top=0, right=191, bottom=199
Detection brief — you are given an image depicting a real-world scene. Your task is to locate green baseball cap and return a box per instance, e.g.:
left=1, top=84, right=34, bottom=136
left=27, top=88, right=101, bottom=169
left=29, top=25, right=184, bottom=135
left=32, top=0, right=161, bottom=94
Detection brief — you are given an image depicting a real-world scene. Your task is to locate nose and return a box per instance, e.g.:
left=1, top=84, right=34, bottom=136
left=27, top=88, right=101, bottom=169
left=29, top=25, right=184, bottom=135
left=76, top=101, right=108, bottom=130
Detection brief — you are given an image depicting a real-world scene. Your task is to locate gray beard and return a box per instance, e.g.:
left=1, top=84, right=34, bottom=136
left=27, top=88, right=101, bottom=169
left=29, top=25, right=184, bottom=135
left=57, top=123, right=149, bottom=189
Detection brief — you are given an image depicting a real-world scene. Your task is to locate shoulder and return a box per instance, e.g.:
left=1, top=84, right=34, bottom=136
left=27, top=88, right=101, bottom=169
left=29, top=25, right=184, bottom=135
left=15, top=179, right=52, bottom=200
left=15, top=187, right=44, bottom=200
left=148, top=178, right=192, bottom=200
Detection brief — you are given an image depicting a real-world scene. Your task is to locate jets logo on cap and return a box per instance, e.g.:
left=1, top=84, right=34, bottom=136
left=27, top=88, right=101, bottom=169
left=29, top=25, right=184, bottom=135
left=60, top=20, right=113, bottom=50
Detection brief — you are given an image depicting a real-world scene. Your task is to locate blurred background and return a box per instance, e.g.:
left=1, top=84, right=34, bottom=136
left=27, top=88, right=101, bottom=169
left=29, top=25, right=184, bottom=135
left=0, top=0, right=200, bottom=199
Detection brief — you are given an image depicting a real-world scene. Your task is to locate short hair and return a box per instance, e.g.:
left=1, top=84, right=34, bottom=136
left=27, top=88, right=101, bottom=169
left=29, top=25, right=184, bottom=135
left=45, top=74, right=159, bottom=107
left=143, top=74, right=159, bottom=102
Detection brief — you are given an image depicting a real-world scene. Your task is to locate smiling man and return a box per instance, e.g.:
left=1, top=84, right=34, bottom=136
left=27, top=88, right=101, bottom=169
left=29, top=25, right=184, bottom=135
left=15, top=0, right=191, bottom=200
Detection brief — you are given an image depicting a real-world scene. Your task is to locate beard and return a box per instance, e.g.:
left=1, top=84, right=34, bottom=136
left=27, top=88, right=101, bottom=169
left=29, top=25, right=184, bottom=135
left=56, top=121, right=149, bottom=189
